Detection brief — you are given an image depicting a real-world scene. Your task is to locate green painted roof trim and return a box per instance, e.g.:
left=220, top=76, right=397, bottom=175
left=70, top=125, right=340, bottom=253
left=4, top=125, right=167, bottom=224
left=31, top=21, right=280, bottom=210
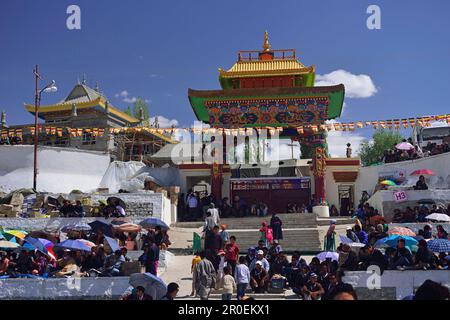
left=188, top=86, right=345, bottom=127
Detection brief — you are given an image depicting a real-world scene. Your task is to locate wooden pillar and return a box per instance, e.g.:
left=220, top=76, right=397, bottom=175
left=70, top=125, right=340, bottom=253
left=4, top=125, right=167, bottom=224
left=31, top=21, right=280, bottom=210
left=313, top=146, right=326, bottom=205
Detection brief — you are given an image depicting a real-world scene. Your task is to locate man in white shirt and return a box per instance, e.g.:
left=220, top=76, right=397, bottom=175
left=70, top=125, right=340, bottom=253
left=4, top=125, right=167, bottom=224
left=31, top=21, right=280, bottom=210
left=249, top=250, right=270, bottom=272
left=234, top=256, right=251, bottom=300
left=207, top=203, right=220, bottom=226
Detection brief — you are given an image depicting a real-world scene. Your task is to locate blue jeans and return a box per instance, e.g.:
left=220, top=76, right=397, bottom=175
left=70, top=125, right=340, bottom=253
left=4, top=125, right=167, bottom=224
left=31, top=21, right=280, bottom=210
left=237, top=283, right=247, bottom=300
left=222, top=293, right=232, bottom=300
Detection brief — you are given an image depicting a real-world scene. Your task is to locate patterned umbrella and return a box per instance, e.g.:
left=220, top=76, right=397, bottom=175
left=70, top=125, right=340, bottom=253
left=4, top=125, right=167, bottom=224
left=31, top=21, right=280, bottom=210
left=427, top=239, right=450, bottom=253
left=387, top=226, right=416, bottom=236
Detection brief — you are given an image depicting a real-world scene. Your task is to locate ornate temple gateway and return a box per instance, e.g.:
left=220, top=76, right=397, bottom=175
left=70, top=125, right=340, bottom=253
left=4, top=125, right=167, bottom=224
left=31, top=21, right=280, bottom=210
left=188, top=32, right=346, bottom=205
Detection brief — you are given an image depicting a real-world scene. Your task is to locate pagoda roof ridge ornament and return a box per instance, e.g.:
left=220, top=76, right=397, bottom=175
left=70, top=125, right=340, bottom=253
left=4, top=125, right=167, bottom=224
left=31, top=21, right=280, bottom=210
left=263, top=30, right=271, bottom=52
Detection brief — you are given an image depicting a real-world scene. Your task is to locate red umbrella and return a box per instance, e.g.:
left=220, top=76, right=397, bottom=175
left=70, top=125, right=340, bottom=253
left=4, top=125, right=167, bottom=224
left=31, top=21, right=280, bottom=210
left=410, top=169, right=435, bottom=176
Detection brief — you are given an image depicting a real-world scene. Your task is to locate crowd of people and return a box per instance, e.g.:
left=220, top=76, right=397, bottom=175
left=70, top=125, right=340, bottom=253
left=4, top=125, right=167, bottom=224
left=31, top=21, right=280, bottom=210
left=383, top=139, right=450, bottom=164
left=0, top=223, right=170, bottom=279
left=191, top=200, right=450, bottom=301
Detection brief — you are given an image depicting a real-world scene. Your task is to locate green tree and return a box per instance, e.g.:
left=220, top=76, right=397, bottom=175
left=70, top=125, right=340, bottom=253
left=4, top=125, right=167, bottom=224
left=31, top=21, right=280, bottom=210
left=133, top=98, right=149, bottom=120
left=359, top=129, right=403, bottom=166
left=124, top=106, right=132, bottom=117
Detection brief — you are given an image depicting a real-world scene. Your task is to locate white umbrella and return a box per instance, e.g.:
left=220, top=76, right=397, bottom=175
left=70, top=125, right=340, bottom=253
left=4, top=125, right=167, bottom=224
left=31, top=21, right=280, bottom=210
left=316, top=251, right=339, bottom=262
left=425, top=213, right=450, bottom=222
left=395, top=141, right=414, bottom=151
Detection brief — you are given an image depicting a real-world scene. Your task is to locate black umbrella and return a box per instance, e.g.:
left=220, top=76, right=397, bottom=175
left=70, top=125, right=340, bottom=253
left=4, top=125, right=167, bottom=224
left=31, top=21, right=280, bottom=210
left=88, top=220, right=114, bottom=237
left=107, top=197, right=126, bottom=209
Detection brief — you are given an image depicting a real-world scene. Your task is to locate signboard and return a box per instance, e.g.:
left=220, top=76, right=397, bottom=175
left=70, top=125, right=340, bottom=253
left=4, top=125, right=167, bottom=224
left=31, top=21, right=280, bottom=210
left=393, top=190, right=408, bottom=203
left=231, top=178, right=310, bottom=191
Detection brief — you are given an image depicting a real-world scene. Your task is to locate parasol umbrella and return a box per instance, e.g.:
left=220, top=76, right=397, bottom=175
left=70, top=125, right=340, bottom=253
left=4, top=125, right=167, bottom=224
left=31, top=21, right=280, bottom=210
left=395, top=141, right=414, bottom=151
left=139, top=218, right=170, bottom=230
left=339, top=236, right=366, bottom=248
left=53, top=239, right=92, bottom=252
left=129, top=273, right=167, bottom=300
left=410, top=169, right=435, bottom=176
left=375, top=235, right=418, bottom=248
left=113, top=222, right=142, bottom=233
left=111, top=217, right=132, bottom=226
left=0, top=240, right=20, bottom=249
left=427, top=239, right=450, bottom=253
left=23, top=235, right=49, bottom=255
left=316, top=251, right=339, bottom=262
left=2, top=229, right=28, bottom=240
left=88, top=220, right=114, bottom=237
left=425, top=213, right=450, bottom=222
left=104, top=236, right=121, bottom=253
left=60, top=222, right=92, bottom=233
left=107, top=197, right=126, bottom=209
left=387, top=226, right=416, bottom=236
left=78, top=239, right=96, bottom=248
left=380, top=180, right=397, bottom=186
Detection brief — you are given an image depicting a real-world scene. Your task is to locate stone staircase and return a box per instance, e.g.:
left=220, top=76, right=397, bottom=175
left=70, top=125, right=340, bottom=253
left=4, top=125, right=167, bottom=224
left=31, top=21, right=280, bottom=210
left=171, top=213, right=355, bottom=254
left=229, top=228, right=322, bottom=253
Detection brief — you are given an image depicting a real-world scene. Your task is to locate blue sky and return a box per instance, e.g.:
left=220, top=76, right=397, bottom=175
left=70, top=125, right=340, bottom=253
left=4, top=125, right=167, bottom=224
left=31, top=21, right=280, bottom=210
left=1, top=0, right=450, bottom=139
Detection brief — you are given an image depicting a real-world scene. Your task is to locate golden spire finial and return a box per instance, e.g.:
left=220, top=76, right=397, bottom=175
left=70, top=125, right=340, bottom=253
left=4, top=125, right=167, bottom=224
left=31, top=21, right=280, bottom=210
left=263, top=30, right=271, bottom=52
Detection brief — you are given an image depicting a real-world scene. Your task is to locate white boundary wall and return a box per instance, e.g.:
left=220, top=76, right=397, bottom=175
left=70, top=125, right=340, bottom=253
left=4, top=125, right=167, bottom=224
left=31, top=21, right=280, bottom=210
left=343, top=270, right=450, bottom=300
left=0, top=145, right=110, bottom=193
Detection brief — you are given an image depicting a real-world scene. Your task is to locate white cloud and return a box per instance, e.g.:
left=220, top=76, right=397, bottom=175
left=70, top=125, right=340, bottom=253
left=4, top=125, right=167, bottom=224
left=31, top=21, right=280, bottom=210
left=150, top=116, right=179, bottom=128
left=316, top=69, right=377, bottom=98
left=123, top=97, right=137, bottom=104
left=327, top=130, right=366, bottom=158
left=115, top=90, right=149, bottom=105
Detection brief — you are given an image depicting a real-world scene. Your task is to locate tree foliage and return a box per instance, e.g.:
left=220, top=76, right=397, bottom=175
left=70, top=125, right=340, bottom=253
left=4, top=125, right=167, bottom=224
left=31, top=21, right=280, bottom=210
left=359, top=129, right=403, bottom=166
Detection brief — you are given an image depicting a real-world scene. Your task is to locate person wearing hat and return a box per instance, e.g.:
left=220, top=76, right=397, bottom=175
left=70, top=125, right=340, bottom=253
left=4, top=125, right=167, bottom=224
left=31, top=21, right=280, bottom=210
left=301, top=272, right=325, bottom=300
left=270, top=213, right=283, bottom=241
left=250, top=260, right=269, bottom=293
left=249, top=250, right=270, bottom=272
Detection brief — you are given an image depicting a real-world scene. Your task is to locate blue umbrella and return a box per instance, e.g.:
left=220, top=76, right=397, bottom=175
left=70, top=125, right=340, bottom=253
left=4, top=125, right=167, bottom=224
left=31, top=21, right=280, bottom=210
left=88, top=220, right=114, bottom=237
left=53, top=239, right=91, bottom=252
left=427, top=239, right=450, bottom=253
left=139, top=218, right=169, bottom=230
left=104, top=236, right=120, bottom=253
left=129, top=273, right=167, bottom=300
left=375, top=235, right=418, bottom=248
left=23, top=235, right=49, bottom=255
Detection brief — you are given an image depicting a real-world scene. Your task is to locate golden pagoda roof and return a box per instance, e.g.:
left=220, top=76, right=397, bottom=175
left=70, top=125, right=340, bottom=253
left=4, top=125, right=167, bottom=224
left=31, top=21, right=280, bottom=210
left=219, top=59, right=315, bottom=78
left=24, top=83, right=139, bottom=124
left=25, top=98, right=139, bottom=124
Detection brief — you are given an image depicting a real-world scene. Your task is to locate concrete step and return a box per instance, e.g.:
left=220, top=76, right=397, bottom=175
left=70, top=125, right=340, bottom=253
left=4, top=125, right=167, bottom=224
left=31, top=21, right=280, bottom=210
left=229, top=229, right=322, bottom=252
left=173, top=213, right=320, bottom=229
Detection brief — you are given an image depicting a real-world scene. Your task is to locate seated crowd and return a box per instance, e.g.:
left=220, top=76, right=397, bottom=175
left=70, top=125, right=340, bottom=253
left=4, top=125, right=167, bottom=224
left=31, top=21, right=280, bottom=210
left=383, top=139, right=450, bottom=164
left=0, top=227, right=170, bottom=278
